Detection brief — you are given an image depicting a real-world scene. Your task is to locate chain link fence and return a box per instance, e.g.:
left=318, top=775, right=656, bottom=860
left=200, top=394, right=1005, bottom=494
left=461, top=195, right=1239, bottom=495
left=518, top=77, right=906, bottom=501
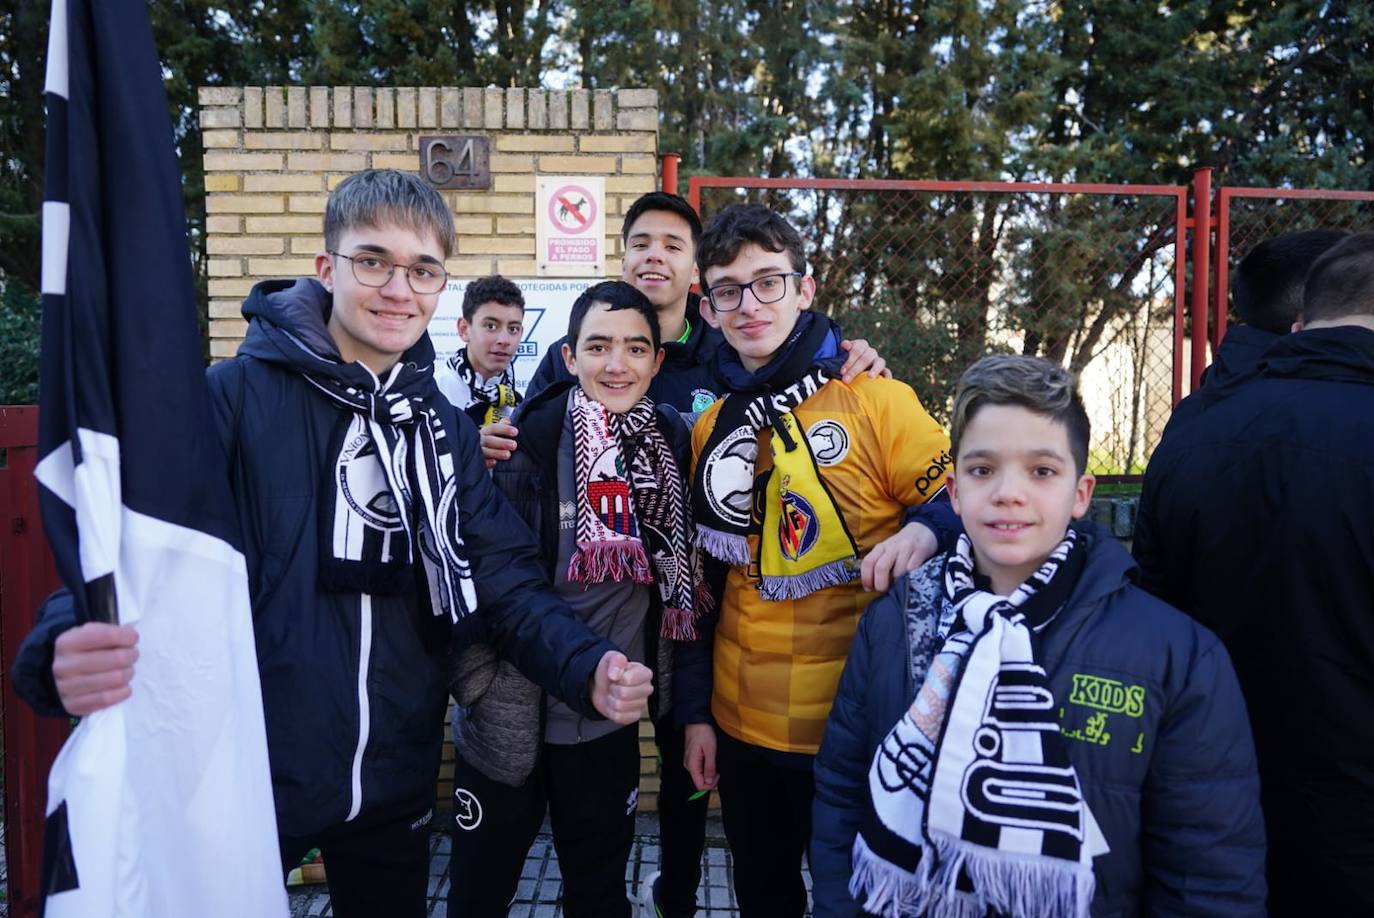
left=692, top=180, right=1187, bottom=477
left=1216, top=190, right=1374, bottom=335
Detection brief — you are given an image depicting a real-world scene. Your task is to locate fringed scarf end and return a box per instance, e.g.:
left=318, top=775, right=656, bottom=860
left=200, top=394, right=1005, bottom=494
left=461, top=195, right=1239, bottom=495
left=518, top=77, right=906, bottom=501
left=759, top=556, right=857, bottom=600
left=697, top=526, right=751, bottom=565
left=567, top=541, right=653, bottom=585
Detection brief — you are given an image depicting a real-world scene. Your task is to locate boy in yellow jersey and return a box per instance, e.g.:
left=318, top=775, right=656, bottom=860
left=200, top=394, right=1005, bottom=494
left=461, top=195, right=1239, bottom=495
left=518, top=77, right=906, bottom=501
left=678, top=204, right=951, bottom=916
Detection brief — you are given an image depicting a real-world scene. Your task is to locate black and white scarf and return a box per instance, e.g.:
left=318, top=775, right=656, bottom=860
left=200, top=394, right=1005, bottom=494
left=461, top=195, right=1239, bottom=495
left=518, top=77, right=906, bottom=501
left=852, top=530, right=1106, bottom=918
left=568, top=387, right=709, bottom=640
left=447, top=346, right=520, bottom=426
left=302, top=358, right=477, bottom=627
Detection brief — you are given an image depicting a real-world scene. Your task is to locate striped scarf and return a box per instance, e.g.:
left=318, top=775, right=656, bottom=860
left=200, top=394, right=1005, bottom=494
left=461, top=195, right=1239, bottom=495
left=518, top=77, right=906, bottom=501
left=447, top=347, right=520, bottom=426
left=568, top=387, right=707, bottom=640
left=302, top=357, right=477, bottom=627
left=852, top=530, right=1106, bottom=918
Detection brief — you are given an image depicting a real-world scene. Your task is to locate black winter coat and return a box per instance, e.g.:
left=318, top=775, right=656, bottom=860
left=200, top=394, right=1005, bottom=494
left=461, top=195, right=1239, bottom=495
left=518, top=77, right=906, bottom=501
left=812, top=524, right=1265, bottom=917
left=1134, top=325, right=1374, bottom=913
left=11, top=278, right=617, bottom=838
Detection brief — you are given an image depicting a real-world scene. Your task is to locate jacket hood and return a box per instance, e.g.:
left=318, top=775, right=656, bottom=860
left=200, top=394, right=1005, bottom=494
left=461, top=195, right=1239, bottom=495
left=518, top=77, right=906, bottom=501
left=238, top=277, right=437, bottom=383
left=1260, top=325, right=1374, bottom=386
left=1202, top=325, right=1278, bottom=390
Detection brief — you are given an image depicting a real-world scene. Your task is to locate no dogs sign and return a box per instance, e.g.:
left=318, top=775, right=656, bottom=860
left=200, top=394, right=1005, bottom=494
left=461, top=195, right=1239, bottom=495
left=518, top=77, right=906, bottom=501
left=536, top=176, right=605, bottom=277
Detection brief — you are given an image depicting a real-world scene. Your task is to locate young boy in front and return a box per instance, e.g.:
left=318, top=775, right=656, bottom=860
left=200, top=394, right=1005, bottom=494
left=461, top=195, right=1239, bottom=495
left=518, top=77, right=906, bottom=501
left=447, top=281, right=707, bottom=917
left=434, top=274, right=526, bottom=428
left=810, top=356, right=1266, bottom=917
left=677, top=204, right=952, bottom=916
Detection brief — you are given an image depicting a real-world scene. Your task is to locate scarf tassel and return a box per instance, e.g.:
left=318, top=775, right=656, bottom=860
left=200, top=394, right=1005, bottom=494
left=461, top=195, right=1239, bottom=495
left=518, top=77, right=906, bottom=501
left=568, top=541, right=654, bottom=586
left=851, top=831, right=1094, bottom=918
left=697, top=525, right=751, bottom=566
left=759, top=556, right=856, bottom=601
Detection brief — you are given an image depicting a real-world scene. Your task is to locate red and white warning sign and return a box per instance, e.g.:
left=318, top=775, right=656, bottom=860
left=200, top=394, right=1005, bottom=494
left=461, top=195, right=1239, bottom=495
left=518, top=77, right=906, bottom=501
left=536, top=176, right=606, bottom=277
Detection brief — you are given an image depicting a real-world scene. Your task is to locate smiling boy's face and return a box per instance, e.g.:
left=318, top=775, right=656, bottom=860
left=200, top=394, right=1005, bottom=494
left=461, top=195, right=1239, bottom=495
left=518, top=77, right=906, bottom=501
left=316, top=222, right=444, bottom=374
left=699, top=242, right=815, bottom=372
left=562, top=302, right=664, bottom=414
left=947, top=403, right=1095, bottom=595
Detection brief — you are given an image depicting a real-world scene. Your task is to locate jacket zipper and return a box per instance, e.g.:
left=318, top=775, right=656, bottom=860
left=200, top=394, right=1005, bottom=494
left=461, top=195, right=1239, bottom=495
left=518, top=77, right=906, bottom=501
left=345, top=592, right=374, bottom=822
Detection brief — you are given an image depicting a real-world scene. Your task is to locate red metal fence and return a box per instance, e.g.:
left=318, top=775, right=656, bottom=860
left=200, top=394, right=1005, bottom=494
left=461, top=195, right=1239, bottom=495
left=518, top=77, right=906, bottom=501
left=684, top=170, right=1374, bottom=477
left=0, top=406, right=67, bottom=918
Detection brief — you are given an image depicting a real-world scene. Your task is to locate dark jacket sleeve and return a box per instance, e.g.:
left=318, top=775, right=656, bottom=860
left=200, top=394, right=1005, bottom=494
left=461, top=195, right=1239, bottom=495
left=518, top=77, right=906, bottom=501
left=524, top=336, right=572, bottom=402
left=11, top=588, right=79, bottom=718
left=900, top=490, right=960, bottom=557
left=444, top=404, right=617, bottom=717
left=811, top=593, right=898, bottom=918
left=1142, top=629, right=1267, bottom=916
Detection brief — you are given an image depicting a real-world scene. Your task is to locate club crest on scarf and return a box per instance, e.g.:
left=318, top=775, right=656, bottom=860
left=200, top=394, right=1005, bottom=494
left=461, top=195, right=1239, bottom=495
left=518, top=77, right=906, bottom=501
left=776, top=475, right=819, bottom=562
left=700, top=426, right=758, bottom=537
left=335, top=428, right=404, bottom=533
left=586, top=446, right=638, bottom=539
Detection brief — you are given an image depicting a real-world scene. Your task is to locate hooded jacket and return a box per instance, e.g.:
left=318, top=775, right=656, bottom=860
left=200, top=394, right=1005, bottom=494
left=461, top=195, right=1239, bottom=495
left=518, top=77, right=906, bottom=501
left=12, top=278, right=617, bottom=838
left=1157, top=324, right=1279, bottom=436
left=1133, top=325, right=1374, bottom=912
left=449, top=380, right=688, bottom=784
left=526, top=293, right=725, bottom=416
left=811, top=523, right=1265, bottom=917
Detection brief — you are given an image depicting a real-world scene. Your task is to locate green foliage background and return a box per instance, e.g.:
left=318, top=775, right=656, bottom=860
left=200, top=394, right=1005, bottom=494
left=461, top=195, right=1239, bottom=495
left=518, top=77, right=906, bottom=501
left=1, top=0, right=1372, bottom=408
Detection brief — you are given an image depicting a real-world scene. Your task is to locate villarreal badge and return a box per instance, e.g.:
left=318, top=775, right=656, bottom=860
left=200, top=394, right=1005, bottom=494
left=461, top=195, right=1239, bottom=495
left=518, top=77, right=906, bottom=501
left=777, top=474, right=819, bottom=561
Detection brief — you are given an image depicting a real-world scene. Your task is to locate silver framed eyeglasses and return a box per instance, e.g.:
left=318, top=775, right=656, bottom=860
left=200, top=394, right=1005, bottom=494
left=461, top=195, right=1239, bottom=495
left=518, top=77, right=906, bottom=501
left=704, top=272, right=803, bottom=312
left=330, top=251, right=449, bottom=295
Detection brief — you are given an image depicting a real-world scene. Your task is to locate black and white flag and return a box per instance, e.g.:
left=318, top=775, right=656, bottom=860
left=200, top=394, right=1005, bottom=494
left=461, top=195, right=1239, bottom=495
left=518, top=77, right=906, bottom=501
left=36, top=0, right=285, bottom=914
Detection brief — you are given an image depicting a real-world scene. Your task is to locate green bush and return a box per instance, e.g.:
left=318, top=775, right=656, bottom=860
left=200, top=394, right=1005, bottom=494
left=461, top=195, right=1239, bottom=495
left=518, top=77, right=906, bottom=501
left=0, top=282, right=41, bottom=405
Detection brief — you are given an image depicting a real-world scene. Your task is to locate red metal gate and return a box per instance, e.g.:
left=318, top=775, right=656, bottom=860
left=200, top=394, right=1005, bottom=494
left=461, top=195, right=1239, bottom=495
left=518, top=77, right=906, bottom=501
left=0, top=406, right=67, bottom=918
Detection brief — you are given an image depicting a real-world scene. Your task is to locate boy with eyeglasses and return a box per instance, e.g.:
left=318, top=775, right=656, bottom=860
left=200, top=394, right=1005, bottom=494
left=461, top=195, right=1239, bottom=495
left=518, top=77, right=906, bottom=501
left=677, top=203, right=952, bottom=915
left=13, top=169, right=654, bottom=917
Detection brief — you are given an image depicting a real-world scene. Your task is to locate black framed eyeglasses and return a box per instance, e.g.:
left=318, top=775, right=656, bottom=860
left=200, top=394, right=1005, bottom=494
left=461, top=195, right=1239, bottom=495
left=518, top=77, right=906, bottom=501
left=330, top=251, right=449, bottom=295
left=704, top=272, right=803, bottom=312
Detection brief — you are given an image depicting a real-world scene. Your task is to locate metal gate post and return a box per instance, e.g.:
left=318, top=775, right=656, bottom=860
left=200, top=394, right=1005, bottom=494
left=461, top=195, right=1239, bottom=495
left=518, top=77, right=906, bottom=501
left=1189, top=168, right=1213, bottom=391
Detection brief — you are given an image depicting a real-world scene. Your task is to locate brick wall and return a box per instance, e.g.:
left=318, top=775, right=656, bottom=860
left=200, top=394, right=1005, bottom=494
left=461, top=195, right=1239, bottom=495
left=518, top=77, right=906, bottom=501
left=198, top=85, right=661, bottom=359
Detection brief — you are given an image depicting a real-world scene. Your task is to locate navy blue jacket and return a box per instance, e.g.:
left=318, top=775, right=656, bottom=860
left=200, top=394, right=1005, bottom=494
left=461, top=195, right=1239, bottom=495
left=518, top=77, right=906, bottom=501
left=526, top=293, right=725, bottom=415
left=1134, top=325, right=1374, bottom=912
left=812, top=524, right=1265, bottom=917
left=12, top=278, right=617, bottom=838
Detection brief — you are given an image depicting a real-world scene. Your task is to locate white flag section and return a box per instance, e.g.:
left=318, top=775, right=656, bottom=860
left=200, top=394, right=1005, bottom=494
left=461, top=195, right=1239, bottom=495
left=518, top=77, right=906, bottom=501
left=36, top=459, right=287, bottom=917
left=35, top=0, right=288, bottom=913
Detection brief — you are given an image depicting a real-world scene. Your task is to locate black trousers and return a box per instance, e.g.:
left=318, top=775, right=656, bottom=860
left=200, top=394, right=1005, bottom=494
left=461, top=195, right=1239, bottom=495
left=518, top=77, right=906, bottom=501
left=278, top=802, right=434, bottom=918
left=447, top=725, right=640, bottom=918
left=653, top=717, right=710, bottom=916
left=716, top=733, right=815, bottom=918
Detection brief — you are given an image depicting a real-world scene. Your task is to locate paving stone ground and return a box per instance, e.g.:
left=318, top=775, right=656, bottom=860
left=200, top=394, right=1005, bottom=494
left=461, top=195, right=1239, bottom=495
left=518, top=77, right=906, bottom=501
left=287, top=813, right=815, bottom=917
